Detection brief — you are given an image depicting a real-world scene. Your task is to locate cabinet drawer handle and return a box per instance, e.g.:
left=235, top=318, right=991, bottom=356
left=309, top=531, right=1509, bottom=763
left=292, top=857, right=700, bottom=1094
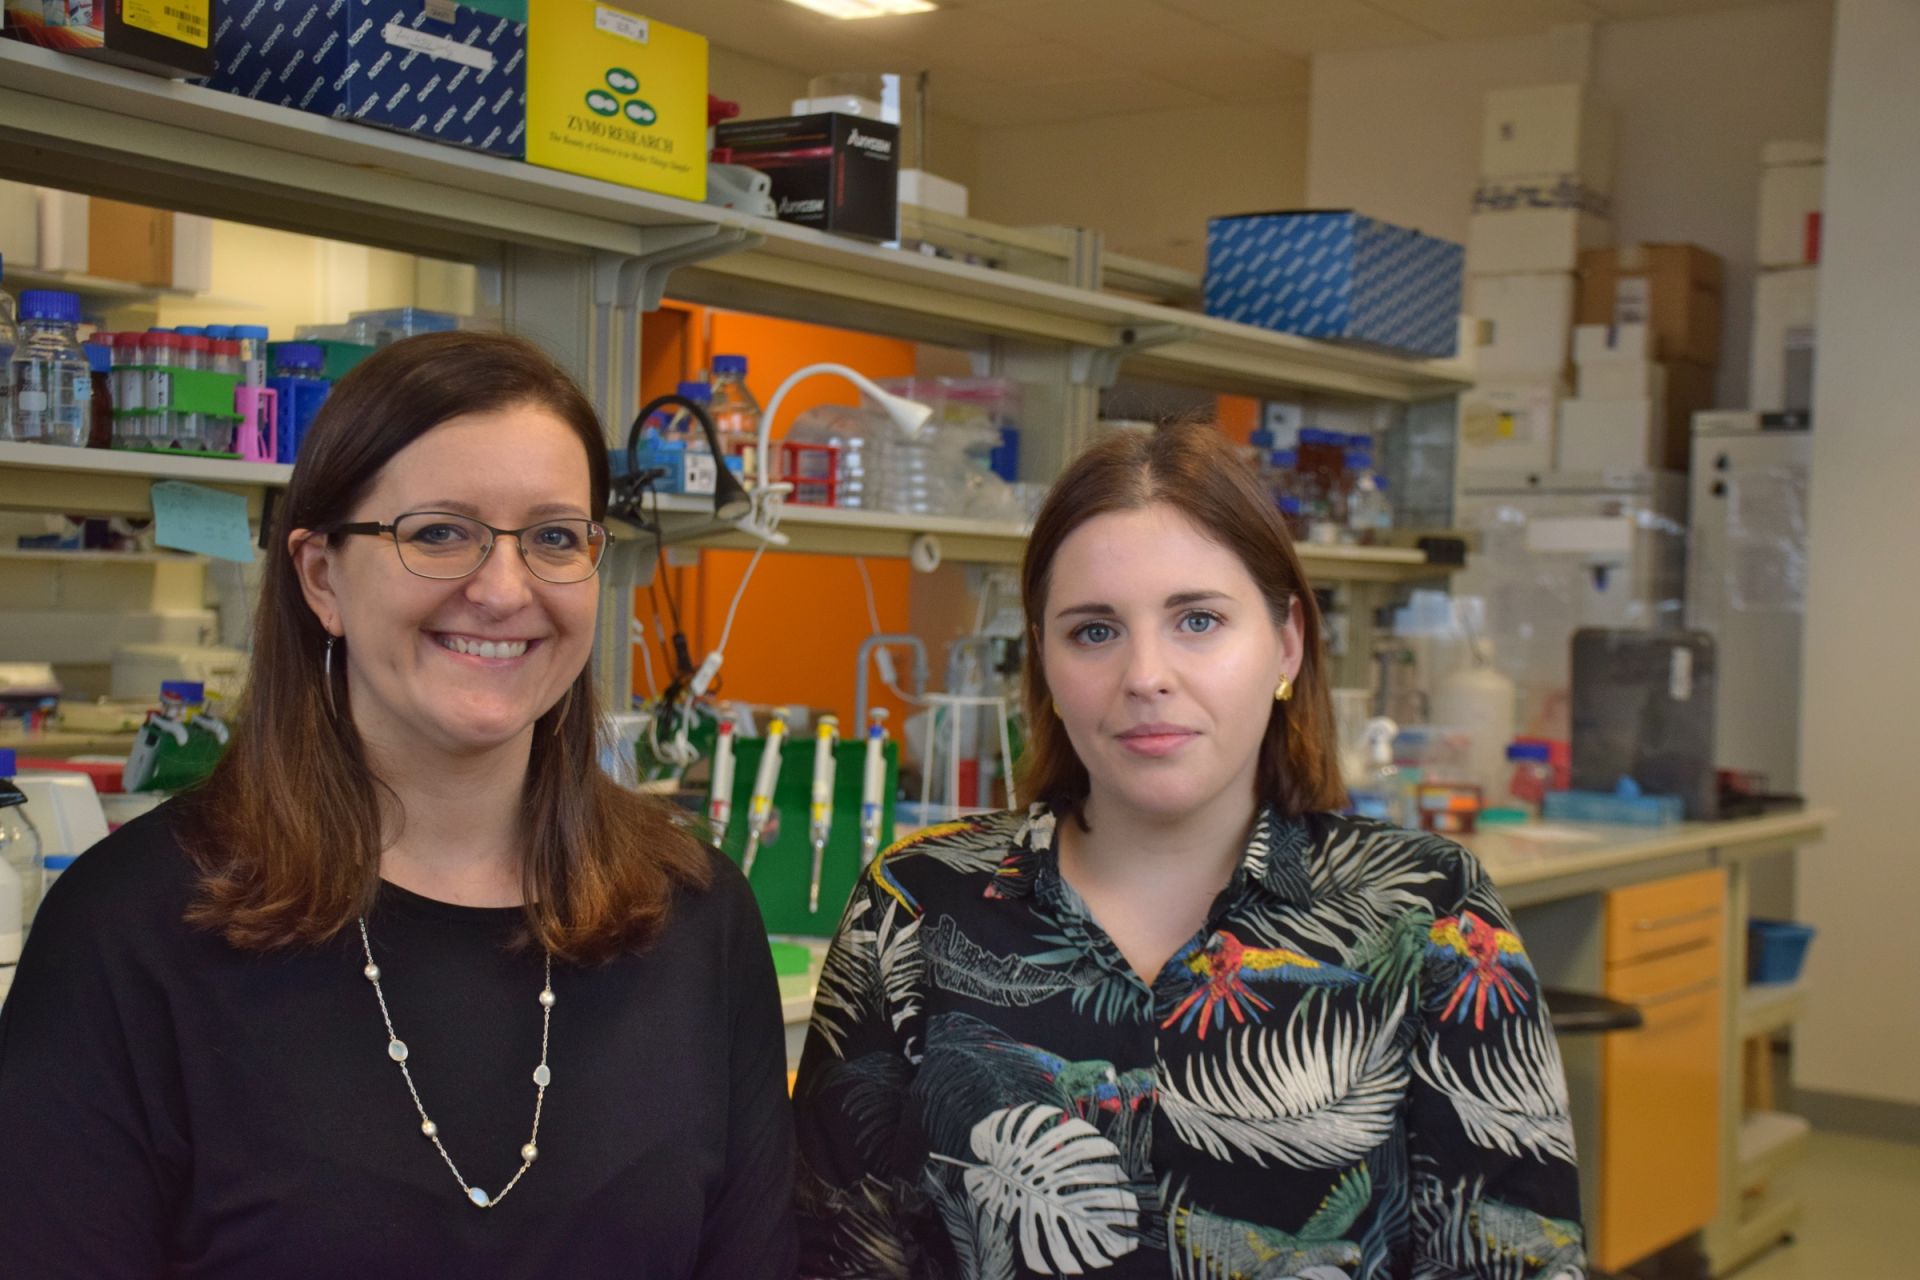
left=1631, top=906, right=1719, bottom=932
left=1633, top=978, right=1719, bottom=1009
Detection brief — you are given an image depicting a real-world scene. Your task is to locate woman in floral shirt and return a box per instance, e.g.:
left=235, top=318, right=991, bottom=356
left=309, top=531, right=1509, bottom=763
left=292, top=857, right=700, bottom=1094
left=794, top=423, right=1585, bottom=1280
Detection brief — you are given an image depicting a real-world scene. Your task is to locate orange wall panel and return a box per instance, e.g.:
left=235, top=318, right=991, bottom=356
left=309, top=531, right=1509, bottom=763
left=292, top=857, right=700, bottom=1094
left=629, top=305, right=920, bottom=724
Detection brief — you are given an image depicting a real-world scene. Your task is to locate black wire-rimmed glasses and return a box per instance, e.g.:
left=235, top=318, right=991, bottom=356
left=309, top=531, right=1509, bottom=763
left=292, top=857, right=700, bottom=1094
left=325, top=511, right=613, bottom=584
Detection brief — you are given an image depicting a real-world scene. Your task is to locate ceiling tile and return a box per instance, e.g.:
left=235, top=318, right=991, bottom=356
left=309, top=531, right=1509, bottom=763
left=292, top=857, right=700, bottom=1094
left=1585, top=0, right=1778, bottom=17
left=1156, top=51, right=1312, bottom=102
left=1217, top=0, right=1438, bottom=55
left=945, top=74, right=1199, bottom=128
left=1366, top=0, right=1609, bottom=40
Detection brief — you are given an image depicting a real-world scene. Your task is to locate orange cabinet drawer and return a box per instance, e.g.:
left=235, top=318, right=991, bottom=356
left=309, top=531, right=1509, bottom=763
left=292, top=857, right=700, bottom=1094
left=1607, top=868, right=1726, bottom=966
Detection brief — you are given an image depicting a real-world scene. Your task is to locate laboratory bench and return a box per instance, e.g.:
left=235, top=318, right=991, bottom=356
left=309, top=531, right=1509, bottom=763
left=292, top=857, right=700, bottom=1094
left=777, top=809, right=1830, bottom=1275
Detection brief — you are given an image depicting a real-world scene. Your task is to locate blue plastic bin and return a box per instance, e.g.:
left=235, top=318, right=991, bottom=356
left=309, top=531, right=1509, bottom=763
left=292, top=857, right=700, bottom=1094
left=1748, top=919, right=1815, bottom=985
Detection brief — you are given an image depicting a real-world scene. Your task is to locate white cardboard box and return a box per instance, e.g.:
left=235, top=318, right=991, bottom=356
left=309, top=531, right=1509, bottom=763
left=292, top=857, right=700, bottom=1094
left=1757, top=162, right=1823, bottom=268
left=1482, top=84, right=1614, bottom=190
left=1558, top=397, right=1667, bottom=471
left=0, top=181, right=40, bottom=270
left=1468, top=208, right=1610, bottom=274
left=1573, top=322, right=1654, bottom=362
left=1466, top=272, right=1577, bottom=377
left=898, top=169, right=968, bottom=218
left=1578, top=358, right=1667, bottom=402
left=1751, top=266, right=1819, bottom=411
left=34, top=188, right=88, bottom=275
left=1459, top=377, right=1569, bottom=476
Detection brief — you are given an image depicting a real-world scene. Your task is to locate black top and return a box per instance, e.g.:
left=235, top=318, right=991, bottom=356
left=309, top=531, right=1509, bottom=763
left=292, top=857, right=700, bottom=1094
left=793, top=806, right=1585, bottom=1279
left=0, top=805, right=798, bottom=1279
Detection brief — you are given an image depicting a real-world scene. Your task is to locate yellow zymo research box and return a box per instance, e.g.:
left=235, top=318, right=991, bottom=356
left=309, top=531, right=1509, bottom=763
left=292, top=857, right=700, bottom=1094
left=526, top=2, right=708, bottom=201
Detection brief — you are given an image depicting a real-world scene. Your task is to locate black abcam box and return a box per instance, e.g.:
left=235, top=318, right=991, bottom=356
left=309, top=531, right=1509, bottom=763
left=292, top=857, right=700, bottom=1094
left=714, top=113, right=899, bottom=243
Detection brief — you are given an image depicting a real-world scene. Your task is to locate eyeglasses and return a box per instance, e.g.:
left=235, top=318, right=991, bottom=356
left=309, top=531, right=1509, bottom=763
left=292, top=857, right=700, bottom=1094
left=326, top=511, right=612, bottom=584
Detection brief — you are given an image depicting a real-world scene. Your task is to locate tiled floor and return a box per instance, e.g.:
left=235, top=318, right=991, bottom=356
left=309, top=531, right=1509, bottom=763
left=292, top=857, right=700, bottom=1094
left=1728, top=1129, right=1920, bottom=1279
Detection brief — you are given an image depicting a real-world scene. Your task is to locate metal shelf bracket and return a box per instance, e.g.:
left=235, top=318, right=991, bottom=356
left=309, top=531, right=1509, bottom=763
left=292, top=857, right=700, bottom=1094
left=1067, top=322, right=1191, bottom=388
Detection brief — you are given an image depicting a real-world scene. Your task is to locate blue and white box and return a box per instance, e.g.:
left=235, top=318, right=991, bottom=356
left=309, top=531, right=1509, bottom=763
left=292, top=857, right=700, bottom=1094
left=207, top=0, right=527, bottom=160
left=1205, top=211, right=1464, bottom=358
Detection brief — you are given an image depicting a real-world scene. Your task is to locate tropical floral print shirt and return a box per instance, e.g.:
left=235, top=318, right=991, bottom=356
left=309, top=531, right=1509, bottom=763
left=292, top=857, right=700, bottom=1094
left=793, top=805, right=1586, bottom=1280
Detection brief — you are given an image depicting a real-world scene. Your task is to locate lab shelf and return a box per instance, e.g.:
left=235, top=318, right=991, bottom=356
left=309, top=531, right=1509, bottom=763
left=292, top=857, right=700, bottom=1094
left=1738, top=1111, right=1812, bottom=1191
left=0, top=41, right=1470, bottom=406
left=0, top=441, right=290, bottom=520
left=1740, top=981, right=1808, bottom=1040
left=648, top=491, right=1456, bottom=582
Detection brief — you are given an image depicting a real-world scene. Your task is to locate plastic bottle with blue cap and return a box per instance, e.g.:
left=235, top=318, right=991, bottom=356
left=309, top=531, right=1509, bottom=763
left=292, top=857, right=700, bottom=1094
left=709, top=356, right=762, bottom=481
left=0, top=254, right=16, bottom=435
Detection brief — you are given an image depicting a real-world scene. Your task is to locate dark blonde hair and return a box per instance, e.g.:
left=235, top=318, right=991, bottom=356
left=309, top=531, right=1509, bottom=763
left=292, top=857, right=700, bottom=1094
left=177, top=331, right=711, bottom=962
left=1017, top=422, right=1347, bottom=823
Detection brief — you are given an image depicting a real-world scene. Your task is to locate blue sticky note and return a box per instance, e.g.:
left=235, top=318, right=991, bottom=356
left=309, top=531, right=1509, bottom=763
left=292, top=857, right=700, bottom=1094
left=151, top=481, right=257, bottom=563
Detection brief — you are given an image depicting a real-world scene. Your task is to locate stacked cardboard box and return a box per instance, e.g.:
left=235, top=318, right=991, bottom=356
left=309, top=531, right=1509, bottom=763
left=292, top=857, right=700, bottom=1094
left=1460, top=85, right=1612, bottom=476
left=1568, top=243, right=1722, bottom=471
left=1752, top=142, right=1822, bottom=412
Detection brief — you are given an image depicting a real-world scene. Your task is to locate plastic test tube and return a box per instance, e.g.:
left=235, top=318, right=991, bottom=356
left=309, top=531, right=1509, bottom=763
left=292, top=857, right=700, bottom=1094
left=707, top=721, right=735, bottom=848
left=143, top=331, right=177, bottom=448
left=808, top=716, right=839, bottom=913
left=740, top=714, right=786, bottom=878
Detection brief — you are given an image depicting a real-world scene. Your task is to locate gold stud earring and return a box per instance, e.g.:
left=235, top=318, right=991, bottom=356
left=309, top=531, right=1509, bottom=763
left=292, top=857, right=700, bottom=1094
left=1275, top=676, right=1293, bottom=703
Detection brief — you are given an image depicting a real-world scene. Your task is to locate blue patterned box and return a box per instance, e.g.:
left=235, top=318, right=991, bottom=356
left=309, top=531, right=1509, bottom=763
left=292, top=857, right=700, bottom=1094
left=1205, top=211, right=1464, bottom=358
left=206, top=0, right=527, bottom=159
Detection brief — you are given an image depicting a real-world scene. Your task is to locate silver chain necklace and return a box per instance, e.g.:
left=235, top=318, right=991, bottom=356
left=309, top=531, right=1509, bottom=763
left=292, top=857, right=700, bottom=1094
left=356, top=917, right=554, bottom=1209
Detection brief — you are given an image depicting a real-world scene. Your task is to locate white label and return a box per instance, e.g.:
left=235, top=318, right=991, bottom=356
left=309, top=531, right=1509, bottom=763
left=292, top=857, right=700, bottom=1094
left=1669, top=646, right=1694, bottom=701
left=595, top=5, right=648, bottom=42
left=681, top=452, right=718, bottom=496
left=382, top=21, right=495, bottom=71
left=16, top=390, right=48, bottom=413
left=1612, top=277, right=1652, bottom=328
left=73, top=375, right=93, bottom=399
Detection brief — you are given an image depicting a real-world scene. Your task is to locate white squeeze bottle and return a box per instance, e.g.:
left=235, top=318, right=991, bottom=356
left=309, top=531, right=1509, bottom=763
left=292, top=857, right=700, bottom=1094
left=0, top=750, right=44, bottom=938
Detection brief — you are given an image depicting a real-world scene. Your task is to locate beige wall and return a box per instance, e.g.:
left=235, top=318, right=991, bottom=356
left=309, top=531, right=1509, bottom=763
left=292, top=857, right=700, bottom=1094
left=967, top=101, right=1311, bottom=274
left=1306, top=2, right=1835, bottom=407
left=1795, top=0, right=1920, bottom=1108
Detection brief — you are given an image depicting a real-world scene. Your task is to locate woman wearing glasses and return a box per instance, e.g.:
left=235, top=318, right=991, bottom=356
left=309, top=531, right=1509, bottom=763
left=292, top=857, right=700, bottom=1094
left=0, top=332, right=797, bottom=1277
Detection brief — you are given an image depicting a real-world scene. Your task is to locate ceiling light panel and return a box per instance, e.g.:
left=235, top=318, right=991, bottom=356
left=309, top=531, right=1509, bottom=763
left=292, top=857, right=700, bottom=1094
left=784, top=0, right=938, bottom=19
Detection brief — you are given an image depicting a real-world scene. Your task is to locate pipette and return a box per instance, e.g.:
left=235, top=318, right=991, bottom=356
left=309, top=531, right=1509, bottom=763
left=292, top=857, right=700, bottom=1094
left=859, top=710, right=889, bottom=867
left=707, top=720, right=735, bottom=848
left=808, top=716, right=840, bottom=913
left=741, top=713, right=786, bottom=877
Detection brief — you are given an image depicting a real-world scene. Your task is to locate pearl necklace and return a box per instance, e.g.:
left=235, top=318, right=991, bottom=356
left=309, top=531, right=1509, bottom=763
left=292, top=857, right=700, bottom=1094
left=357, top=917, right=554, bottom=1210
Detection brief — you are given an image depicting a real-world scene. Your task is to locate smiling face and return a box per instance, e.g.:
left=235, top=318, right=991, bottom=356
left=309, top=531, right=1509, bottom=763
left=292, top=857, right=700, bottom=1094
left=291, top=404, right=599, bottom=768
left=1039, top=502, right=1304, bottom=827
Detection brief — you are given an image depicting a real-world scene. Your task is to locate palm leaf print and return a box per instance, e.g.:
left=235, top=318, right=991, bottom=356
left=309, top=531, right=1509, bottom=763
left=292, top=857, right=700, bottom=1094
left=926, top=1164, right=1018, bottom=1280
left=811, top=895, right=880, bottom=1059
left=1411, top=1171, right=1584, bottom=1280
left=811, top=895, right=923, bottom=1059
left=1159, top=993, right=1410, bottom=1169
left=1167, top=1175, right=1364, bottom=1280
left=808, top=1172, right=919, bottom=1279
left=818, top=1051, right=912, bottom=1163
left=1413, top=1018, right=1576, bottom=1164
left=1301, top=1164, right=1374, bottom=1241
left=934, top=1102, right=1141, bottom=1276
left=924, top=916, right=1092, bottom=1007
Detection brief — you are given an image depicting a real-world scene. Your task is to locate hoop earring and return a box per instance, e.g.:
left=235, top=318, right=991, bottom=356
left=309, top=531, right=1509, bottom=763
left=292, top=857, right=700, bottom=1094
left=1275, top=676, right=1293, bottom=703
left=551, top=685, right=574, bottom=738
left=323, top=635, right=339, bottom=719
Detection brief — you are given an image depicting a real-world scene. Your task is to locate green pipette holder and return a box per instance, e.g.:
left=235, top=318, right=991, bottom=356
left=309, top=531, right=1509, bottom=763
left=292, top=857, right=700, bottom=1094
left=719, top=735, right=897, bottom=937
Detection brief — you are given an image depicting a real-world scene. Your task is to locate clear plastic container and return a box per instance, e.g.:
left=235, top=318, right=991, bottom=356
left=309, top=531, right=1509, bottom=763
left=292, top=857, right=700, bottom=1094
left=0, top=749, right=44, bottom=930
left=1346, top=446, right=1391, bottom=544
left=144, top=330, right=180, bottom=448
left=784, top=404, right=881, bottom=509
left=178, top=334, right=211, bottom=451
left=709, top=355, right=762, bottom=481
left=111, top=333, right=145, bottom=442
left=0, top=255, right=16, bottom=435
left=6, top=290, right=92, bottom=446
left=232, top=324, right=270, bottom=387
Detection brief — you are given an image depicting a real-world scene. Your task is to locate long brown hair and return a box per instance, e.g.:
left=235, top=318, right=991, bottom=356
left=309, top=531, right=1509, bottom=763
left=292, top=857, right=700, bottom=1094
left=1017, top=422, right=1347, bottom=823
left=176, top=331, right=711, bottom=962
